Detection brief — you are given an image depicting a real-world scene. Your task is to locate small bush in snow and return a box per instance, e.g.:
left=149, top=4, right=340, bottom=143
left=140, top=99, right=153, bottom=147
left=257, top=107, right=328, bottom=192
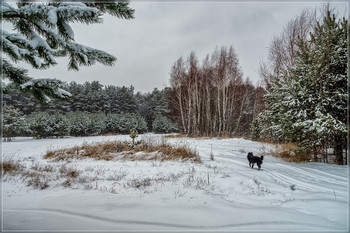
left=26, top=175, right=49, bottom=190
left=152, top=114, right=178, bottom=133
left=2, top=105, right=29, bottom=141
left=59, top=165, right=79, bottom=178
left=126, top=178, right=152, bottom=189
left=129, top=128, right=138, bottom=146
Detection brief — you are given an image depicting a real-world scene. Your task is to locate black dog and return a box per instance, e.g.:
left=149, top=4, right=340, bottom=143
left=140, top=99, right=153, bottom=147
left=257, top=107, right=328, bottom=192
left=247, top=152, right=263, bottom=170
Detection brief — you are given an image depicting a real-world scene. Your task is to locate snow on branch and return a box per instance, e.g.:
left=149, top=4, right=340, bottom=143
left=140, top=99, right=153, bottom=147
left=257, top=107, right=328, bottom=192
left=1, top=1, right=134, bottom=103
left=20, top=78, right=72, bottom=104
left=85, top=2, right=135, bottom=19
left=56, top=3, right=101, bottom=24
left=65, top=42, right=116, bottom=70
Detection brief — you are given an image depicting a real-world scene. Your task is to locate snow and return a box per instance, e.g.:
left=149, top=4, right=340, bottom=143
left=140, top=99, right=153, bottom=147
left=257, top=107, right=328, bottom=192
left=2, top=135, right=348, bottom=231
left=57, top=3, right=99, bottom=19
left=47, top=8, right=58, bottom=25
left=19, top=80, right=34, bottom=89
left=2, top=38, right=21, bottom=59
left=29, top=31, right=51, bottom=51
left=56, top=88, right=73, bottom=98
left=33, top=56, right=42, bottom=67
left=62, top=22, right=74, bottom=39
left=1, top=2, right=12, bottom=12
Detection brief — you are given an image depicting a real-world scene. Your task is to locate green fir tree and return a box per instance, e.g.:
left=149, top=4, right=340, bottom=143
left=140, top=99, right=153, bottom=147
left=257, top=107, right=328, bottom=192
left=264, top=11, right=348, bottom=164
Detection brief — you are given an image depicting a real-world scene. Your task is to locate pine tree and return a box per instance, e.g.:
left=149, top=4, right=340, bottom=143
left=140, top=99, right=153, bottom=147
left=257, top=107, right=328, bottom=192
left=264, top=11, right=348, bottom=164
left=28, top=111, right=71, bottom=138
left=152, top=113, right=178, bottom=133
left=2, top=105, right=28, bottom=141
left=104, top=85, right=121, bottom=114
left=66, top=111, right=91, bottom=136
left=87, top=113, right=106, bottom=136
left=129, top=128, right=138, bottom=146
left=2, top=2, right=134, bottom=103
left=118, top=86, right=136, bottom=113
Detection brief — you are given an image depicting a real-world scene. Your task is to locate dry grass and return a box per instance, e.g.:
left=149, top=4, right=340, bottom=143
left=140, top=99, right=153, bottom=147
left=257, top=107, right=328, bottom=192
left=164, top=133, right=247, bottom=140
left=44, top=141, right=130, bottom=161
left=126, top=178, right=152, bottom=189
left=164, top=134, right=187, bottom=138
left=59, top=164, right=80, bottom=178
left=164, top=134, right=211, bottom=139
left=260, top=143, right=311, bottom=163
left=1, top=156, right=82, bottom=189
left=1, top=160, right=23, bottom=178
left=24, top=172, right=50, bottom=189
left=44, top=138, right=201, bottom=163
left=31, top=163, right=55, bottom=173
left=133, top=142, right=201, bottom=162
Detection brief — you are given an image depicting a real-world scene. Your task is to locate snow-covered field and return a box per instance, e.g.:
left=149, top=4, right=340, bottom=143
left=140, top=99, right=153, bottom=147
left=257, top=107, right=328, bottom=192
left=1, top=134, right=349, bottom=232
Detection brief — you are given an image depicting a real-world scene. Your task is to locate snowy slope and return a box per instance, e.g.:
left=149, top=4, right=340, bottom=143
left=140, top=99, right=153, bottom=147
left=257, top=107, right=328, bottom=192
left=1, top=135, right=348, bottom=232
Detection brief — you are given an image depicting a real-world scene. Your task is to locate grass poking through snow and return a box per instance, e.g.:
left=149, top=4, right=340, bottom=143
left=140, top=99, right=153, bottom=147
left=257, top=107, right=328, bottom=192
left=44, top=137, right=201, bottom=163
left=259, top=143, right=311, bottom=163
left=0, top=159, right=24, bottom=178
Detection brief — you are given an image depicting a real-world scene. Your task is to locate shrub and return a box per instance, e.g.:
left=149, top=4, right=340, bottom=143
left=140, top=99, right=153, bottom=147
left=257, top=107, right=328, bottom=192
left=44, top=141, right=126, bottom=161
left=112, top=113, right=147, bottom=134
left=26, top=174, right=49, bottom=189
left=152, top=114, right=178, bottom=133
left=66, top=112, right=92, bottom=136
left=2, top=105, right=29, bottom=141
left=28, top=112, right=70, bottom=138
left=126, top=178, right=152, bottom=189
left=261, top=143, right=312, bottom=163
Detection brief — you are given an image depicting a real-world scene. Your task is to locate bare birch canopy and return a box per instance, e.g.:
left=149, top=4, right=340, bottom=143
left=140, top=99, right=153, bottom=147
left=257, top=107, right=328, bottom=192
left=170, top=46, right=264, bottom=136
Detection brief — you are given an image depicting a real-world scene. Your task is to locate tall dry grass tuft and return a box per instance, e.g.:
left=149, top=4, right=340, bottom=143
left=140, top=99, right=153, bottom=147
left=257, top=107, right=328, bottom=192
left=260, top=143, right=311, bottom=163
left=1, top=160, right=23, bottom=178
left=44, top=141, right=130, bottom=161
left=133, top=138, right=200, bottom=162
left=164, top=134, right=186, bottom=139
left=44, top=137, right=201, bottom=163
left=164, top=133, right=248, bottom=140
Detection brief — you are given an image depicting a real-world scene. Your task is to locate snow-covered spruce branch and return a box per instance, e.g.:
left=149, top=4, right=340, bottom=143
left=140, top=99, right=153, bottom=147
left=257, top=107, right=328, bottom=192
left=2, top=59, right=71, bottom=104
left=1, top=1, right=134, bottom=103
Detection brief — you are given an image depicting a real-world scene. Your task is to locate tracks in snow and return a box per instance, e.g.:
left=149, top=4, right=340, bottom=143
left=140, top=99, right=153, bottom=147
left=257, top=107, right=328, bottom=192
left=199, top=141, right=347, bottom=195
left=3, top=208, right=336, bottom=230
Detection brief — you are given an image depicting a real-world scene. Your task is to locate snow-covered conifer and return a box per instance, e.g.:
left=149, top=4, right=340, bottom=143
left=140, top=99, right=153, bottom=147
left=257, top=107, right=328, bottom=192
left=2, top=105, right=29, bottom=141
left=66, top=111, right=91, bottom=136
left=264, top=11, right=348, bottom=163
left=28, top=111, right=70, bottom=138
left=2, top=2, right=134, bottom=103
left=152, top=114, right=178, bottom=133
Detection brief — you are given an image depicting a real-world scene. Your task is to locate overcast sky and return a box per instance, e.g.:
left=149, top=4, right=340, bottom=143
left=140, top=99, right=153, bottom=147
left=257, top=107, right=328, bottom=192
left=20, top=1, right=348, bottom=93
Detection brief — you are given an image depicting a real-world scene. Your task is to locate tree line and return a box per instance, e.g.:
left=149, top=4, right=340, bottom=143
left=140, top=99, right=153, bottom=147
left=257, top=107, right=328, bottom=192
left=4, top=81, right=137, bottom=115
left=3, top=106, right=148, bottom=140
left=3, top=82, right=178, bottom=139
